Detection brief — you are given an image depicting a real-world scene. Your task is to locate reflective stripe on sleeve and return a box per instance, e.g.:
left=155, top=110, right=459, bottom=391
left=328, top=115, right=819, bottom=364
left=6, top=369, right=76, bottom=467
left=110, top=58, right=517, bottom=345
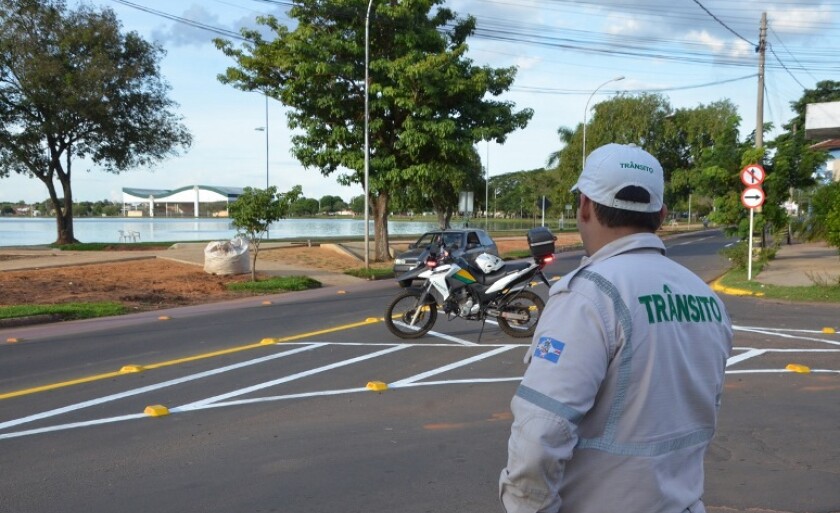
left=515, top=384, right=586, bottom=424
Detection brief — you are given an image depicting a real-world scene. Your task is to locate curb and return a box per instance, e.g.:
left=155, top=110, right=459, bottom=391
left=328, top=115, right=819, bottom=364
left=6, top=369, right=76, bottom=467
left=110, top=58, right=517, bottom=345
left=710, top=278, right=764, bottom=297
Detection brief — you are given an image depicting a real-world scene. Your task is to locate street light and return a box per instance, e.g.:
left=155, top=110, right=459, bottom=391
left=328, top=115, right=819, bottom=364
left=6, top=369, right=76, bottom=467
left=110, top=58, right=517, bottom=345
left=254, top=93, right=270, bottom=189
left=485, top=141, right=489, bottom=227
left=255, top=92, right=270, bottom=237
left=582, top=75, right=624, bottom=169
left=364, top=0, right=374, bottom=269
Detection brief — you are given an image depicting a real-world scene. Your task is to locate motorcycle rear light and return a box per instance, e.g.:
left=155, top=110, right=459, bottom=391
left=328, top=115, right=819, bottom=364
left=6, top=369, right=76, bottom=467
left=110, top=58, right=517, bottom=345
left=426, top=258, right=438, bottom=268
left=539, top=255, right=554, bottom=266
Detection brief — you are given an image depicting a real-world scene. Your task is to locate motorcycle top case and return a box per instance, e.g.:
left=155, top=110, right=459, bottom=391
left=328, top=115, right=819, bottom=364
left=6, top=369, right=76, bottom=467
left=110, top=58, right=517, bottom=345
left=527, top=227, right=556, bottom=258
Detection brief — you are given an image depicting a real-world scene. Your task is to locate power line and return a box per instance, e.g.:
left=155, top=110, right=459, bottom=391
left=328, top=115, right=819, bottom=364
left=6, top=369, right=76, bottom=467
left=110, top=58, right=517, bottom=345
left=688, top=0, right=756, bottom=48
left=511, top=73, right=757, bottom=95
left=107, top=0, right=252, bottom=42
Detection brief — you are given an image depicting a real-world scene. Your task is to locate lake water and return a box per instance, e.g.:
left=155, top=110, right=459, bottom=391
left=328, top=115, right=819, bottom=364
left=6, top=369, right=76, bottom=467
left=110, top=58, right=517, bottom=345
left=0, top=217, right=445, bottom=247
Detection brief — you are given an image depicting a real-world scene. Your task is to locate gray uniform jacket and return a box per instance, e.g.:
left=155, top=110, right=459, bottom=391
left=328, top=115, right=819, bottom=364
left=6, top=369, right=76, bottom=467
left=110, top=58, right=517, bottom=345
left=500, top=233, right=733, bottom=513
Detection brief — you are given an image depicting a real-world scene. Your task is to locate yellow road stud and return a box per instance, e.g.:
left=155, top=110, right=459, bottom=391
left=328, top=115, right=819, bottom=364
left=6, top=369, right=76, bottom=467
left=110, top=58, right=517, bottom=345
left=262, top=300, right=273, bottom=305
left=785, top=363, right=811, bottom=374
left=822, top=327, right=836, bottom=334
left=260, top=338, right=278, bottom=345
left=366, top=381, right=388, bottom=392
left=158, top=315, right=171, bottom=321
left=120, top=365, right=144, bottom=373
left=6, top=337, right=20, bottom=343
left=144, top=405, right=170, bottom=417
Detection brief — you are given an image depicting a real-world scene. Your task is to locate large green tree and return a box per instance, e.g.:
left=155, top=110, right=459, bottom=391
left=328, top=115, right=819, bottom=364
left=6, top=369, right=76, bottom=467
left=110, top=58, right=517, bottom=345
left=548, top=94, right=751, bottom=228
left=767, top=81, right=840, bottom=238
left=215, top=0, right=531, bottom=260
left=0, top=0, right=191, bottom=244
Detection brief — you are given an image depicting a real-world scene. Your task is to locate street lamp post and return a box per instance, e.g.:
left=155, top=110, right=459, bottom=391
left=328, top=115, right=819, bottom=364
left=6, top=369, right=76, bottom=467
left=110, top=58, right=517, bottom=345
left=364, top=0, right=374, bottom=269
left=254, top=93, right=270, bottom=189
left=255, top=92, right=270, bottom=237
left=485, top=141, right=489, bottom=227
left=582, top=75, right=624, bottom=169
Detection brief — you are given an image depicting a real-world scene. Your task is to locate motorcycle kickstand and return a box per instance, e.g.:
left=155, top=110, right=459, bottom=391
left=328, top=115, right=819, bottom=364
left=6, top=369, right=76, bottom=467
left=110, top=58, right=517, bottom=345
left=477, top=318, right=487, bottom=344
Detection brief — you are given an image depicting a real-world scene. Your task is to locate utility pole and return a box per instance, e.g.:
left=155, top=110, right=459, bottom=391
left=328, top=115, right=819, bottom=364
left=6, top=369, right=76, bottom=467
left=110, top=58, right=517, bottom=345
left=756, top=12, right=766, bottom=150
left=748, top=12, right=767, bottom=281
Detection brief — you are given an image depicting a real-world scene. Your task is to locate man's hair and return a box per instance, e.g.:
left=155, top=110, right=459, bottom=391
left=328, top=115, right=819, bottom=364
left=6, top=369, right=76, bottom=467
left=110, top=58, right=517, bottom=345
left=591, top=185, right=663, bottom=231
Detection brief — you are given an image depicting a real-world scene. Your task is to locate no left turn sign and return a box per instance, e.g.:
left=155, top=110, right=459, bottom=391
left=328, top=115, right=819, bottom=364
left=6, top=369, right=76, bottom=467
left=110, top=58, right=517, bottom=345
left=741, top=164, right=765, bottom=186
left=741, top=186, right=765, bottom=209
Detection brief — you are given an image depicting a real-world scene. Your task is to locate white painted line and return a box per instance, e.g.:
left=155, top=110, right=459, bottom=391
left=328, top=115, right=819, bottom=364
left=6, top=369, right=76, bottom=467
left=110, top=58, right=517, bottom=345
left=727, top=369, right=840, bottom=375
left=390, top=345, right=516, bottom=387
left=392, top=321, right=478, bottom=346
left=398, top=377, right=522, bottom=387
left=194, top=387, right=370, bottom=410
left=735, top=327, right=840, bottom=347
left=673, top=236, right=712, bottom=246
left=735, top=325, right=839, bottom=335
left=173, top=344, right=410, bottom=412
left=727, top=348, right=765, bottom=367
left=0, top=343, right=325, bottom=432
left=0, top=414, right=145, bottom=441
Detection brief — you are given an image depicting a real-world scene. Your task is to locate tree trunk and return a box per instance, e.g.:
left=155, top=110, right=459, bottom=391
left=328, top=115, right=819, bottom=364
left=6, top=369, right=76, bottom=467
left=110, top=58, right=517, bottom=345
left=50, top=177, right=78, bottom=245
left=373, top=192, right=390, bottom=261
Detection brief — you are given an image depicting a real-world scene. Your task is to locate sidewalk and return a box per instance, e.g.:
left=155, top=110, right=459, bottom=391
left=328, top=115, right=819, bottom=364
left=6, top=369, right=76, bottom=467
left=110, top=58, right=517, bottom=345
left=753, top=240, right=840, bottom=287
left=0, top=238, right=838, bottom=289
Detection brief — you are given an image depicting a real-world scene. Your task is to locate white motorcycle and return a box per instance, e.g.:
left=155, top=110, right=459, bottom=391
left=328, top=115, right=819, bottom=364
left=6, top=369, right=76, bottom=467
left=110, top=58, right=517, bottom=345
left=384, top=227, right=556, bottom=340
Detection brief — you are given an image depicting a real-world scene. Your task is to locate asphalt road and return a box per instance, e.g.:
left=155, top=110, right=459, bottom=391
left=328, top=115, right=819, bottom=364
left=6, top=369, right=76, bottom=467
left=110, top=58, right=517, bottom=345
left=1, top=230, right=838, bottom=513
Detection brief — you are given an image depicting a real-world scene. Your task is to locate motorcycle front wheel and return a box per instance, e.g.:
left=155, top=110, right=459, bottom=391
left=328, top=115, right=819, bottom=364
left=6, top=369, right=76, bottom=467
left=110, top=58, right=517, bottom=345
left=497, top=290, right=544, bottom=338
left=384, top=291, right=438, bottom=339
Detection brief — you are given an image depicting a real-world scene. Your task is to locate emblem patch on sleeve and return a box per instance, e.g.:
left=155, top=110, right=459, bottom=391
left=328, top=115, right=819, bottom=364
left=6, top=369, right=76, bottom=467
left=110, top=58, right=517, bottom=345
left=533, top=337, right=565, bottom=364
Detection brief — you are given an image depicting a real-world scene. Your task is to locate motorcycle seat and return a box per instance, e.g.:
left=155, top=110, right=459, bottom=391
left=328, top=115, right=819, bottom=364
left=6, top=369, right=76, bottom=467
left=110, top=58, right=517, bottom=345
left=472, top=261, right=532, bottom=285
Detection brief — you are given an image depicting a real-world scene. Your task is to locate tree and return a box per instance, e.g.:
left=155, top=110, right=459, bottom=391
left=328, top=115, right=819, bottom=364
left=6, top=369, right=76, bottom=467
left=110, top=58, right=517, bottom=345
left=215, top=0, right=531, bottom=261
left=229, top=185, right=302, bottom=281
left=0, top=0, right=191, bottom=244
left=768, top=81, right=840, bottom=239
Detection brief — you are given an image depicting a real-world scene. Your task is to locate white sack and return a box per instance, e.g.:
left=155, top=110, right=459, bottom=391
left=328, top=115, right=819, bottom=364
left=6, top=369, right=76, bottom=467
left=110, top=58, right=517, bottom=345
left=203, top=237, right=251, bottom=275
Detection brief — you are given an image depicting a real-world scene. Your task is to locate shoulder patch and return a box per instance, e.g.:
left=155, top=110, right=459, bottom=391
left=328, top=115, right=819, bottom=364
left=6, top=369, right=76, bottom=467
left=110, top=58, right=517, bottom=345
left=533, top=336, right=566, bottom=364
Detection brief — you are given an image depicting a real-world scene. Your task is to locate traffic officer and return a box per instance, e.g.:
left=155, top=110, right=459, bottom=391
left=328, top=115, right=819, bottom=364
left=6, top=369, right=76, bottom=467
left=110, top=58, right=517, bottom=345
left=499, top=143, right=733, bottom=513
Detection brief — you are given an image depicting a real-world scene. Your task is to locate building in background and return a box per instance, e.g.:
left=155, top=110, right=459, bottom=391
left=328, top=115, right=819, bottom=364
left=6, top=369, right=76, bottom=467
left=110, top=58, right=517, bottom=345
left=122, top=185, right=244, bottom=218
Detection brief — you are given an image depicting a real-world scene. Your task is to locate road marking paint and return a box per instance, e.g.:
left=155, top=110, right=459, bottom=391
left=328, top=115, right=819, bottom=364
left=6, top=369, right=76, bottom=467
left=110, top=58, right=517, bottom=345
left=726, top=369, right=840, bottom=375
left=0, top=318, right=381, bottom=401
left=390, top=346, right=516, bottom=387
left=735, top=325, right=840, bottom=335
left=734, top=326, right=840, bottom=347
left=392, top=321, right=477, bottom=346
left=0, top=344, right=324, bottom=432
left=727, top=348, right=765, bottom=367
left=0, top=414, right=146, bottom=441
left=673, top=236, right=712, bottom=246
left=173, top=344, right=409, bottom=412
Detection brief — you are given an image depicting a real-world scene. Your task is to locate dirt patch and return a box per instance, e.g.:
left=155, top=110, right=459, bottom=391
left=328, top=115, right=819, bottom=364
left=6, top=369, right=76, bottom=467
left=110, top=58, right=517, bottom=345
left=0, top=259, right=254, bottom=311
left=0, top=234, right=580, bottom=311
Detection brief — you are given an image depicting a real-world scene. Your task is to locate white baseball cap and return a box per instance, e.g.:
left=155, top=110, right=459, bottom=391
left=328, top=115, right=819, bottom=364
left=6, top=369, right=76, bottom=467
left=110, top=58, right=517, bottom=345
left=571, top=143, right=664, bottom=213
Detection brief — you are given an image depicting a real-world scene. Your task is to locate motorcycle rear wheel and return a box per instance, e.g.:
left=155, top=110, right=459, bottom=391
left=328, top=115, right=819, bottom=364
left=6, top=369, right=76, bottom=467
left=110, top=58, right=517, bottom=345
left=385, top=291, right=438, bottom=339
left=497, top=290, right=544, bottom=338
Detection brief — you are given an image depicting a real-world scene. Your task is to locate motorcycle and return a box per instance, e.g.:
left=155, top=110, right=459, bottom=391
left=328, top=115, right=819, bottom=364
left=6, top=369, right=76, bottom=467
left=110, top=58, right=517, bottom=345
left=384, top=227, right=557, bottom=340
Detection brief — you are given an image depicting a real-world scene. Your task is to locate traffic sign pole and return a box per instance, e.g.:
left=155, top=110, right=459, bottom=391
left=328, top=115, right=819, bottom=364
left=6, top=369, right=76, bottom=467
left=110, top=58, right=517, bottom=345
left=739, top=166, right=766, bottom=281
left=748, top=209, right=754, bottom=280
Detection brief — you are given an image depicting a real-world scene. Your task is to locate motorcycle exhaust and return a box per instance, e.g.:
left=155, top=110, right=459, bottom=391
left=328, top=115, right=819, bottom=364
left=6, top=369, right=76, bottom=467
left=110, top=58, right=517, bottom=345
left=486, top=308, right=530, bottom=322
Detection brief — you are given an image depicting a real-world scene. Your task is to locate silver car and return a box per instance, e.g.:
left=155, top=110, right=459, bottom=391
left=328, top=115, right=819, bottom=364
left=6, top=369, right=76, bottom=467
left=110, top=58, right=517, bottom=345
left=393, top=228, right=499, bottom=275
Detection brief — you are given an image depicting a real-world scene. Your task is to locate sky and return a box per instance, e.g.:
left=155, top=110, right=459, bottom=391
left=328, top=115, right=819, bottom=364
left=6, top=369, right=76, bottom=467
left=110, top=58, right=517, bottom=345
left=2, top=0, right=839, bottom=205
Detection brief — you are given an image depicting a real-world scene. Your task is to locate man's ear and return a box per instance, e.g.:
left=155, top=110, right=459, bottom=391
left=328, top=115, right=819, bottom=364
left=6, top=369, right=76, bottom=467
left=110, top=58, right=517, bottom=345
left=579, top=194, right=592, bottom=221
left=659, top=205, right=669, bottom=223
